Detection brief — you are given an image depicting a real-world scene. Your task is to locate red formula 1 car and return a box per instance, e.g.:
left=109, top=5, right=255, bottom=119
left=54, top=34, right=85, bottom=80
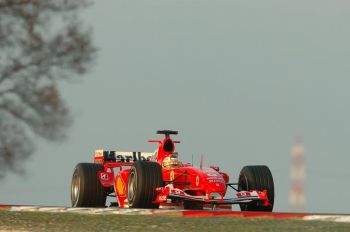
left=71, top=130, right=274, bottom=211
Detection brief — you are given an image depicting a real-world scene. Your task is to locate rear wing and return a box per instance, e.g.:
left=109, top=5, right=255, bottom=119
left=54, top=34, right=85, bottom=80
left=94, top=149, right=154, bottom=165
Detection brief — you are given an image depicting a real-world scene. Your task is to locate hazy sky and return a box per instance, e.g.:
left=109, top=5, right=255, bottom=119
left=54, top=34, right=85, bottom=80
left=1, top=1, right=350, bottom=213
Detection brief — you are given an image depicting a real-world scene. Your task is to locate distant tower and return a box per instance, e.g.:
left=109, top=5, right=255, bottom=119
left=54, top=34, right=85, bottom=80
left=289, top=136, right=305, bottom=211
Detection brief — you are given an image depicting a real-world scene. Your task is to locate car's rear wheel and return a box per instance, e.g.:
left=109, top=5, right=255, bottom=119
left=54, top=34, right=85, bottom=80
left=71, top=163, right=107, bottom=207
left=128, top=161, right=163, bottom=208
left=238, top=165, right=274, bottom=212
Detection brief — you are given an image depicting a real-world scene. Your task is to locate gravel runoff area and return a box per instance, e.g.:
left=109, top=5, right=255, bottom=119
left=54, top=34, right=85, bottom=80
left=1, top=210, right=350, bottom=232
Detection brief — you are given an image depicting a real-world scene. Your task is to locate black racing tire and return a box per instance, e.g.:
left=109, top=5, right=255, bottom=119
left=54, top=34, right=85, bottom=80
left=71, top=163, right=107, bottom=207
left=128, top=161, right=163, bottom=208
left=238, top=165, right=274, bottom=212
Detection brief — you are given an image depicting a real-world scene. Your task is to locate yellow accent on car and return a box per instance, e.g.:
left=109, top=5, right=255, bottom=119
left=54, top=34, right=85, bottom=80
left=170, top=171, right=175, bottom=181
left=116, top=176, right=125, bottom=195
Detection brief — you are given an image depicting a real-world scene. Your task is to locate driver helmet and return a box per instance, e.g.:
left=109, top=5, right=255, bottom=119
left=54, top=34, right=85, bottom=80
left=162, top=153, right=182, bottom=169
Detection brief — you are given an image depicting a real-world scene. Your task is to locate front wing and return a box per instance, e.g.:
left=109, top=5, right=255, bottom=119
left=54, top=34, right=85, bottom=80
left=155, top=184, right=269, bottom=206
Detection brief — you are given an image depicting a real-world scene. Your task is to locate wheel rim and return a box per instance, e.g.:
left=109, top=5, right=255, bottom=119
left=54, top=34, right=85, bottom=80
left=128, top=170, right=137, bottom=204
left=71, top=171, right=80, bottom=205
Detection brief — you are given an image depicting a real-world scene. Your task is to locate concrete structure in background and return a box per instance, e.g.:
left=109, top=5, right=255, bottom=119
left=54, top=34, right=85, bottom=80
left=289, top=136, right=305, bottom=211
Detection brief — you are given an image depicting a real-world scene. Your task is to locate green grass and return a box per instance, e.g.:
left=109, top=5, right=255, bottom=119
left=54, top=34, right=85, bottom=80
left=1, top=211, right=350, bottom=232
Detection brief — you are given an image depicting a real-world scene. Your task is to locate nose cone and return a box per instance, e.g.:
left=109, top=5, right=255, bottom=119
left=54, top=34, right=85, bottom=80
left=187, top=167, right=227, bottom=193
left=207, top=179, right=226, bottom=190
left=202, top=172, right=227, bottom=192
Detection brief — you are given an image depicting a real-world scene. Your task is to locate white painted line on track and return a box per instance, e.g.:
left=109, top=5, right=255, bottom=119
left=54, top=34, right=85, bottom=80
left=66, top=207, right=90, bottom=212
left=10, top=206, right=40, bottom=212
left=303, top=215, right=350, bottom=223
left=38, top=207, right=67, bottom=212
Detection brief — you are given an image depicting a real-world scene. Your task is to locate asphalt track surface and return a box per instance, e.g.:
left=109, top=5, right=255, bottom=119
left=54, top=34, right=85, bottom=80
left=1, top=206, right=350, bottom=232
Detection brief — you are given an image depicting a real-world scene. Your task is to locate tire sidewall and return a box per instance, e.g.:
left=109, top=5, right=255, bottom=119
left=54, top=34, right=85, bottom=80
left=128, top=166, right=140, bottom=207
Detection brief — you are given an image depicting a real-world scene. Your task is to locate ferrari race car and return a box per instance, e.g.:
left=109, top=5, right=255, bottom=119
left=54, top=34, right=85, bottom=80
left=71, top=130, right=274, bottom=211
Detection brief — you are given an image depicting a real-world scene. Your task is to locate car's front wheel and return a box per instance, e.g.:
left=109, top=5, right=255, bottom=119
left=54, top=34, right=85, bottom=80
left=238, top=165, right=274, bottom=212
